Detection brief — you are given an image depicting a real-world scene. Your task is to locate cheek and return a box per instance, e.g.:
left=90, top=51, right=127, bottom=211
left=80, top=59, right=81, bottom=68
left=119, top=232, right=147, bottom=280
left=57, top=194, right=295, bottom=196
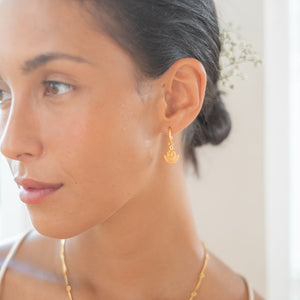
left=70, top=101, right=153, bottom=197
left=35, top=91, right=155, bottom=235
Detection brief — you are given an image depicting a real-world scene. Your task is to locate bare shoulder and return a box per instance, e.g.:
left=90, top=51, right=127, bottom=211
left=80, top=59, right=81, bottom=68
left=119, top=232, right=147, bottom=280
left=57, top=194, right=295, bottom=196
left=254, top=291, right=265, bottom=300
left=0, top=232, right=31, bottom=299
left=0, top=230, right=65, bottom=300
left=0, top=232, right=27, bottom=268
left=200, top=249, right=265, bottom=300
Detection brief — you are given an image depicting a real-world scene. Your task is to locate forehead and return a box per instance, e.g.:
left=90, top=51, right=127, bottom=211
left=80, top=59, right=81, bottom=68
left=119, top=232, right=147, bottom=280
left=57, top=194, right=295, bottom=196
left=0, top=0, right=87, bottom=43
left=0, top=0, right=109, bottom=69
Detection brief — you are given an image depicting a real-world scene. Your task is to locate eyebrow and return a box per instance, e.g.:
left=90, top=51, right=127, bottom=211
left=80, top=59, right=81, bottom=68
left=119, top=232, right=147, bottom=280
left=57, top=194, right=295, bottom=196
left=20, top=52, right=94, bottom=75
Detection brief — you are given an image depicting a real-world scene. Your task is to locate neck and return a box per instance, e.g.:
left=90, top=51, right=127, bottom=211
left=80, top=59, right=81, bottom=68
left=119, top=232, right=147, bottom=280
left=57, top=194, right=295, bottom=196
left=62, top=168, right=205, bottom=299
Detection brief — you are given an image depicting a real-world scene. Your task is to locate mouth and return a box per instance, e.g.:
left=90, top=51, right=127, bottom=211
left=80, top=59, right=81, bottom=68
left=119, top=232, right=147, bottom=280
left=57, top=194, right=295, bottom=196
left=15, top=178, right=64, bottom=205
left=15, top=178, right=63, bottom=189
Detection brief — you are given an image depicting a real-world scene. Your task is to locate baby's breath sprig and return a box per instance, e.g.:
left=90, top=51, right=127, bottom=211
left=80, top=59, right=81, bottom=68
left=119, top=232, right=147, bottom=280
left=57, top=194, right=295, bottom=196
left=219, top=22, right=262, bottom=90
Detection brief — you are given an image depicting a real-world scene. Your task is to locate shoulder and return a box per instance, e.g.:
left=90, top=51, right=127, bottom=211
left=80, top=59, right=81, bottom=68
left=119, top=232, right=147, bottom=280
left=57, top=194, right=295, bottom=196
left=0, top=230, right=63, bottom=300
left=253, top=291, right=265, bottom=300
left=203, top=249, right=265, bottom=300
left=0, top=232, right=28, bottom=269
left=0, top=229, right=57, bottom=271
left=0, top=232, right=30, bottom=298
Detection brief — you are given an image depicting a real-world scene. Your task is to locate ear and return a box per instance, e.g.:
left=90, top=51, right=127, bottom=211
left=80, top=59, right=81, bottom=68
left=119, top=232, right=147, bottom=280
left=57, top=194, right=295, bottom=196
left=157, top=58, right=207, bottom=135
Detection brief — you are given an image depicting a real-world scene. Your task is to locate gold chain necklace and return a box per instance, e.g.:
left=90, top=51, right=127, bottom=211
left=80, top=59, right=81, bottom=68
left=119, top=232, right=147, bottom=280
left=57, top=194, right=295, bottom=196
left=60, top=239, right=209, bottom=300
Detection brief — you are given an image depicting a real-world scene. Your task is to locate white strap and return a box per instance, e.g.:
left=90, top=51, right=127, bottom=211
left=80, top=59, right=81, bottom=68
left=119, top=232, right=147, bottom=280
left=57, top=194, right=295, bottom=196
left=242, top=276, right=255, bottom=300
left=0, top=230, right=32, bottom=287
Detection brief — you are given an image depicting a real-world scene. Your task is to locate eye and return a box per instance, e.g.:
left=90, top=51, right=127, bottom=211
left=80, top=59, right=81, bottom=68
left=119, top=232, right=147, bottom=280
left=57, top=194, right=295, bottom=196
left=0, top=89, right=11, bottom=105
left=42, top=81, right=74, bottom=97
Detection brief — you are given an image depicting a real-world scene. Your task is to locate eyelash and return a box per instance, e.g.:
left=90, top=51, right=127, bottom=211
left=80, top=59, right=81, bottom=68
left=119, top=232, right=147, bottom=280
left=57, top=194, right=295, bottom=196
left=0, top=81, right=75, bottom=105
left=41, top=80, right=75, bottom=97
left=0, top=90, right=11, bottom=105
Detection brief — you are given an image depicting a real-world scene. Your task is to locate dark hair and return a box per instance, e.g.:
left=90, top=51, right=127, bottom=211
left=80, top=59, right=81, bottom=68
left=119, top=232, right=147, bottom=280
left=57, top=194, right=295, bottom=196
left=76, top=0, right=232, bottom=176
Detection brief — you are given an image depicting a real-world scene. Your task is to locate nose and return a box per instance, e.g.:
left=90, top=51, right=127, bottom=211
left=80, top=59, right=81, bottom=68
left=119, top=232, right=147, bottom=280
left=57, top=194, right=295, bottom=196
left=0, top=100, right=43, bottom=162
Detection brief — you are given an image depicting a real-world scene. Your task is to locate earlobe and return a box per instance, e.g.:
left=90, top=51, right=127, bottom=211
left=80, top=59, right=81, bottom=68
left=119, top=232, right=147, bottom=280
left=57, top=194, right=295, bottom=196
left=159, top=58, right=207, bottom=135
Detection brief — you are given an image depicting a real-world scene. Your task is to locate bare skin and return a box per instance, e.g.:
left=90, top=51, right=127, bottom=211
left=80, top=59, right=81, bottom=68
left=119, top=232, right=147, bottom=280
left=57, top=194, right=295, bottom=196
left=0, top=231, right=264, bottom=300
left=0, top=0, right=264, bottom=299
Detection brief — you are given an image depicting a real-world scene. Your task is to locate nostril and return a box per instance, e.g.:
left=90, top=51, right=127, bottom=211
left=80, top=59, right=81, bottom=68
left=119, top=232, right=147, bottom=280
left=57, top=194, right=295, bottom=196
left=17, top=152, right=34, bottom=158
left=0, top=109, right=44, bottom=161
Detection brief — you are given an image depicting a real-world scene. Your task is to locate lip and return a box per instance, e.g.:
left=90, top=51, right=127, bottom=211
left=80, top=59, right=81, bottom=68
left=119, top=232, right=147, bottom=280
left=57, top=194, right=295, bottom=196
left=15, top=178, right=63, bottom=205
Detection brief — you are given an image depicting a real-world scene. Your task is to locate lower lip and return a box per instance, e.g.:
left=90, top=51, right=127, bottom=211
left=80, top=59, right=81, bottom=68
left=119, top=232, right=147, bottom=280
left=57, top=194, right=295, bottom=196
left=19, top=186, right=62, bottom=205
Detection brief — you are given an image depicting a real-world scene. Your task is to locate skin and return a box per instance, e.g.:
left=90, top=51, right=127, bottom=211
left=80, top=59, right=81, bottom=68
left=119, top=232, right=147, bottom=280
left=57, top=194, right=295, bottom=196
left=0, top=0, right=264, bottom=299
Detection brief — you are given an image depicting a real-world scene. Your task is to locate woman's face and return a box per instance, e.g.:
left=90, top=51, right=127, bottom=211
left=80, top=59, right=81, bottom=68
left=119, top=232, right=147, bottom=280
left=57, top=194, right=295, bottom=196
left=0, top=0, right=160, bottom=237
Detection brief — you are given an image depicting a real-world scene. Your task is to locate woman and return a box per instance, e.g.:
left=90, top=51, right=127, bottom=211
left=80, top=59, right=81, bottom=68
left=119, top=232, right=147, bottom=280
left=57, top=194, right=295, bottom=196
left=0, top=0, right=264, bottom=299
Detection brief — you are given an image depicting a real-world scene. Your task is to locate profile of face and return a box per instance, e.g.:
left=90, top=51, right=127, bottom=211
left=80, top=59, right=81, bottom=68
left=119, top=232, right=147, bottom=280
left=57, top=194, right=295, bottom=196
left=0, top=0, right=170, bottom=237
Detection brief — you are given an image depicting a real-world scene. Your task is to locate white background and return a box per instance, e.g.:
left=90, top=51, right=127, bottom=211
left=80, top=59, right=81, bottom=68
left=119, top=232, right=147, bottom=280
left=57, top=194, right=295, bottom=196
left=290, top=0, right=300, bottom=298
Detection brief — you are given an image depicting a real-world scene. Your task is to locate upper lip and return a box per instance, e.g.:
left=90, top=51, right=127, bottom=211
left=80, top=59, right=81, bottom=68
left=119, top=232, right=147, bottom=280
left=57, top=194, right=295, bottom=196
left=14, top=178, right=63, bottom=190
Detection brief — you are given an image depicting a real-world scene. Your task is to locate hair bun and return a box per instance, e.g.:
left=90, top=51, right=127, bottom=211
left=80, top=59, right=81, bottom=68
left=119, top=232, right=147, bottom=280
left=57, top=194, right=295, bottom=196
left=192, top=94, right=232, bottom=147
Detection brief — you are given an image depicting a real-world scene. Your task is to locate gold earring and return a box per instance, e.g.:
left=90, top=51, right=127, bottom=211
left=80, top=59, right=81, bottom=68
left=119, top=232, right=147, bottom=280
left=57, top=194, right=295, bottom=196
left=164, top=127, right=179, bottom=164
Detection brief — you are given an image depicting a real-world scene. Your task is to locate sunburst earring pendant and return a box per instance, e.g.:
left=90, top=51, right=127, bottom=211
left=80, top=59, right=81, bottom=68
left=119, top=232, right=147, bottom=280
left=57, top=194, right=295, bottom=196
left=164, top=127, right=179, bottom=164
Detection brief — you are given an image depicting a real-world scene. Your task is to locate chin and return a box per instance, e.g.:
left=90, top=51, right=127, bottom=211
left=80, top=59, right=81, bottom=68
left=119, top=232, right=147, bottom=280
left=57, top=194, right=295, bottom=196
left=29, top=215, right=92, bottom=240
